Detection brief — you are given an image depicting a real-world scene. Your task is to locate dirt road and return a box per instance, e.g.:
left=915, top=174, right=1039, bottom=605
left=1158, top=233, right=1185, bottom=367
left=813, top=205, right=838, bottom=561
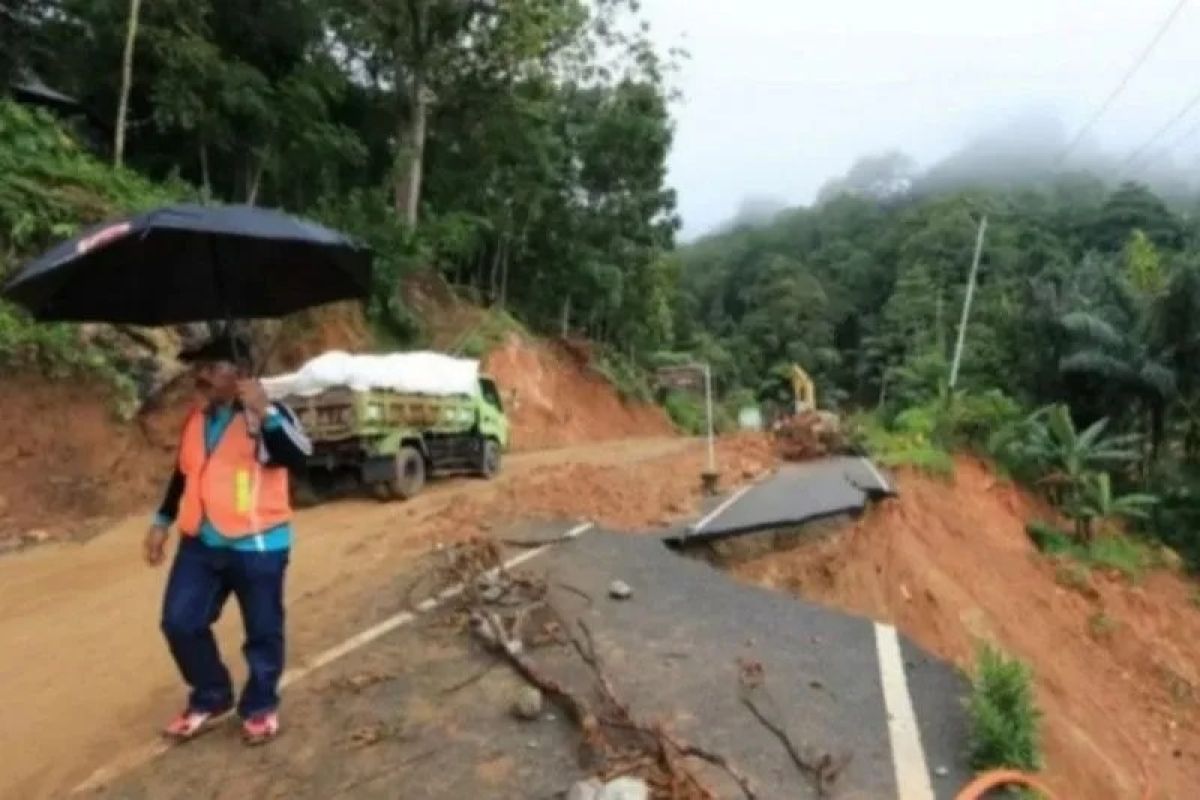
left=0, top=437, right=711, bottom=799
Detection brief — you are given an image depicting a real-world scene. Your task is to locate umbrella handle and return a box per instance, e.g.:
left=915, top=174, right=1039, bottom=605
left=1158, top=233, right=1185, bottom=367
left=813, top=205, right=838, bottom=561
left=244, top=408, right=262, bottom=438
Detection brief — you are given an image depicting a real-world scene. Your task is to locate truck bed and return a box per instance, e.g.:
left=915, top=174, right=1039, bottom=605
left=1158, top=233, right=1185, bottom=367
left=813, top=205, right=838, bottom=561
left=284, top=387, right=477, bottom=441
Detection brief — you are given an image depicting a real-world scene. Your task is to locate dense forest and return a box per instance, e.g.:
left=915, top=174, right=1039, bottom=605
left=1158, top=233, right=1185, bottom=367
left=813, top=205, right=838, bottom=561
left=2, top=0, right=680, bottom=355
left=675, top=153, right=1200, bottom=566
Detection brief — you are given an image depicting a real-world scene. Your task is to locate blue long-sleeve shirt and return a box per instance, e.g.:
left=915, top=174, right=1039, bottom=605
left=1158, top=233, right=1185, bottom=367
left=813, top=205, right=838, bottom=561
left=155, top=402, right=310, bottom=552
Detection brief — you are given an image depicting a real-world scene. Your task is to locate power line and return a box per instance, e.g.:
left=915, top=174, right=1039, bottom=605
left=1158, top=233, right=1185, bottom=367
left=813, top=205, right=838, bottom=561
left=1056, top=0, right=1190, bottom=166
left=1130, top=107, right=1200, bottom=169
left=1118, top=84, right=1200, bottom=174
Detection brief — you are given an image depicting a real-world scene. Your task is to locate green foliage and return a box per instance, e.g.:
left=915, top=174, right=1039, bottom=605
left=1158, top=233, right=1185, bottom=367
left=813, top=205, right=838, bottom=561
left=849, top=387, right=1019, bottom=477
left=11, top=0, right=678, bottom=368
left=0, top=101, right=175, bottom=405
left=1026, top=521, right=1076, bottom=555
left=1070, top=471, right=1159, bottom=541
left=0, top=100, right=181, bottom=275
left=850, top=412, right=954, bottom=476
left=1026, top=520, right=1156, bottom=580
left=592, top=347, right=654, bottom=403
left=968, top=645, right=1042, bottom=773
left=1088, top=534, right=1156, bottom=579
left=450, top=309, right=527, bottom=359
left=663, top=391, right=706, bottom=435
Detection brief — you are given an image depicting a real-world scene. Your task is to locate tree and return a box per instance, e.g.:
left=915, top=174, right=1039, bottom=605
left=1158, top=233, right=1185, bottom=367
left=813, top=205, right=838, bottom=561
left=332, top=0, right=587, bottom=226
left=1091, top=182, right=1184, bottom=252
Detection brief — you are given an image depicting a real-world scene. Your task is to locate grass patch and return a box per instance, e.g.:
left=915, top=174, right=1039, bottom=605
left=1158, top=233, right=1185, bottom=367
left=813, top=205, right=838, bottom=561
left=591, top=348, right=655, bottom=404
left=850, top=412, right=954, bottom=476
left=968, top=644, right=1043, bottom=773
left=1026, top=520, right=1155, bottom=581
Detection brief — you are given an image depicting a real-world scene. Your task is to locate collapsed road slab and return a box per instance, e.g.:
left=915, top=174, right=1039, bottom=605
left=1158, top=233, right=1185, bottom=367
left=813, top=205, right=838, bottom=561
left=668, top=456, right=894, bottom=547
left=533, top=530, right=972, bottom=800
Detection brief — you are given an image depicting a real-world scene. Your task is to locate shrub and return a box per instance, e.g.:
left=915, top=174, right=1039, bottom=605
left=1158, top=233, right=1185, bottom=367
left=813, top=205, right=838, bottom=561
left=849, top=411, right=954, bottom=476
left=968, top=645, right=1042, bottom=773
left=663, top=391, right=706, bottom=435
left=1026, top=520, right=1154, bottom=581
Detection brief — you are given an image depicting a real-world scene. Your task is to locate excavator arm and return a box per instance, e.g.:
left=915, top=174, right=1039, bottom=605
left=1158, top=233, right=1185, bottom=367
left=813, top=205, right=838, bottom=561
left=790, top=364, right=815, bottom=413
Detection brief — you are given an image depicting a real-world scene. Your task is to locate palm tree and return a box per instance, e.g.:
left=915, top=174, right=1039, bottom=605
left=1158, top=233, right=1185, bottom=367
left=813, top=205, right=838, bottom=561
left=1058, top=266, right=1176, bottom=465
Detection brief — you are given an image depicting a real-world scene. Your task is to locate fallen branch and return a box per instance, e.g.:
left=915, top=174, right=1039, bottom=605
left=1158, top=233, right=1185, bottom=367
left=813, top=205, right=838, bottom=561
left=447, top=539, right=754, bottom=800
left=438, top=662, right=498, bottom=696
left=475, top=609, right=604, bottom=756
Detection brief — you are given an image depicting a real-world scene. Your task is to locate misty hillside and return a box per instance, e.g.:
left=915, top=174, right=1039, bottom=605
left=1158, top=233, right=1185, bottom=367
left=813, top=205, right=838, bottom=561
left=673, top=164, right=1198, bottom=413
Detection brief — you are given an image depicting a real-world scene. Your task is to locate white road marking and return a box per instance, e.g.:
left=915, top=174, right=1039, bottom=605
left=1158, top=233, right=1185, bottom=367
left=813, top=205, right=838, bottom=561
left=859, top=456, right=893, bottom=495
left=71, top=521, right=594, bottom=795
left=875, top=622, right=936, bottom=800
left=688, top=483, right=754, bottom=536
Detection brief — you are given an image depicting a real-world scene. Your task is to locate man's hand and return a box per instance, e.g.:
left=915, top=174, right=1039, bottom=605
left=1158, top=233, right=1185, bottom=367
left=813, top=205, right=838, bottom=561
left=144, top=525, right=169, bottom=566
left=237, top=379, right=270, bottom=417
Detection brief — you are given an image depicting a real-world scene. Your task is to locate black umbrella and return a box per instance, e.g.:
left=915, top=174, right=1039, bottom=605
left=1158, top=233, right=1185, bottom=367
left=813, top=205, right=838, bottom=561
left=1, top=203, right=372, bottom=325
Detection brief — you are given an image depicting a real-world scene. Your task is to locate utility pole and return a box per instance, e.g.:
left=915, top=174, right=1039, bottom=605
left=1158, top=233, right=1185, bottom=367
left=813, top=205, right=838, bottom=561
left=703, top=362, right=715, bottom=475
left=113, top=0, right=142, bottom=167
left=949, top=215, right=988, bottom=389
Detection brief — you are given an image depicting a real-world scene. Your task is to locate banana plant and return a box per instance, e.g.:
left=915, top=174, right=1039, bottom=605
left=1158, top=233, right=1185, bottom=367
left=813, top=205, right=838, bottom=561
left=1069, top=471, right=1158, bottom=541
left=991, top=404, right=1140, bottom=504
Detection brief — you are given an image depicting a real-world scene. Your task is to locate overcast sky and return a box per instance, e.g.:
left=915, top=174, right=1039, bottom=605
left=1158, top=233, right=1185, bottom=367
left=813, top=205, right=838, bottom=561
left=643, top=0, right=1200, bottom=238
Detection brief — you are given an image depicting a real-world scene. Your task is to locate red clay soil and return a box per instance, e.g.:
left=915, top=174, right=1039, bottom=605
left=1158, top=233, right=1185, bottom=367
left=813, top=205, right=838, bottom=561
left=484, top=334, right=675, bottom=451
left=266, top=301, right=374, bottom=372
left=402, top=272, right=490, bottom=352
left=421, top=434, right=775, bottom=542
left=731, top=456, right=1200, bottom=800
left=0, top=375, right=178, bottom=548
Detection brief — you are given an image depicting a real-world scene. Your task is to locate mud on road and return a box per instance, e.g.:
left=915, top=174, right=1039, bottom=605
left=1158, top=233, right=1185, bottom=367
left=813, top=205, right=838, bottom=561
left=0, top=435, right=773, bottom=799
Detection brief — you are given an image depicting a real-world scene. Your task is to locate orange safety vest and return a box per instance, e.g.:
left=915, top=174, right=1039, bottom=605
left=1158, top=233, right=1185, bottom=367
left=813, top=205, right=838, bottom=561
left=177, top=407, right=291, bottom=538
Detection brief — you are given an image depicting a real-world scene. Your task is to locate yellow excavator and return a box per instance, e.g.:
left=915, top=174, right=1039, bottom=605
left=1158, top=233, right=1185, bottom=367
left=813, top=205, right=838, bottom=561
left=790, top=363, right=816, bottom=413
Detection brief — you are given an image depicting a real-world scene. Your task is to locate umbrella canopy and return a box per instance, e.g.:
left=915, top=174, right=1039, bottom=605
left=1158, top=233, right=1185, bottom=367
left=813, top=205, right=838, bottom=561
left=1, top=203, right=373, bottom=325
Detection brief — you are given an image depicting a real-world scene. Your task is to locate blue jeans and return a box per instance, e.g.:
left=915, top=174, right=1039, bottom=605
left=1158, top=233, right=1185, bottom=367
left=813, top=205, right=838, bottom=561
left=161, top=536, right=289, bottom=718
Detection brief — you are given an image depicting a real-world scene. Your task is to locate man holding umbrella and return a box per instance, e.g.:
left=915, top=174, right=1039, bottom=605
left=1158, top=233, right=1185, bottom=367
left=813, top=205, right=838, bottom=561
left=2, top=202, right=373, bottom=745
left=143, top=332, right=310, bottom=744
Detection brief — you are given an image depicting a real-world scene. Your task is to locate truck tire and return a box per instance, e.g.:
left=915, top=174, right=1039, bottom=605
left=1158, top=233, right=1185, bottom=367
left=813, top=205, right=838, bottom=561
left=476, top=438, right=501, bottom=479
left=384, top=445, right=426, bottom=500
left=290, top=473, right=321, bottom=509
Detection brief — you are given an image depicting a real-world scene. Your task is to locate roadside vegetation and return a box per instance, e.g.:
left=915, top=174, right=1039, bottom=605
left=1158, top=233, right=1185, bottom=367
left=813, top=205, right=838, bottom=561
left=3, top=0, right=680, bottom=405
left=968, top=645, right=1043, bottom=775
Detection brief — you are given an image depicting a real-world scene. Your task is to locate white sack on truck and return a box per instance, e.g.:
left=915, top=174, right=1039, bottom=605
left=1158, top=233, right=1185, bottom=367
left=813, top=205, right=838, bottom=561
left=262, top=351, right=480, bottom=400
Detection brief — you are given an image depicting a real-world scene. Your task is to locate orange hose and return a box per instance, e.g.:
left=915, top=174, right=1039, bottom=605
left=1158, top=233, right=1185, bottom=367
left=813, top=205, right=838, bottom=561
left=954, top=767, right=1154, bottom=800
left=954, top=769, right=1061, bottom=800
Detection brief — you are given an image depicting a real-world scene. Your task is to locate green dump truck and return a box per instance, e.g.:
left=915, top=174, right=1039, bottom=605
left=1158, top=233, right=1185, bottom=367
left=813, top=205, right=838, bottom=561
left=283, top=374, right=508, bottom=502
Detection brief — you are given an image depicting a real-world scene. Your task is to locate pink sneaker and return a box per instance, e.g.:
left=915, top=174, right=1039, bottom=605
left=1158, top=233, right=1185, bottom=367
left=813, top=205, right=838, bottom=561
left=242, top=711, right=280, bottom=745
left=163, top=706, right=230, bottom=741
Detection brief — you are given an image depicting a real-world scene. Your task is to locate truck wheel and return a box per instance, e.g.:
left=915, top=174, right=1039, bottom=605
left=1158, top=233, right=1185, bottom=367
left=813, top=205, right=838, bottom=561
left=290, top=473, right=320, bottom=509
left=477, top=439, right=501, bottom=479
left=386, top=446, right=426, bottom=500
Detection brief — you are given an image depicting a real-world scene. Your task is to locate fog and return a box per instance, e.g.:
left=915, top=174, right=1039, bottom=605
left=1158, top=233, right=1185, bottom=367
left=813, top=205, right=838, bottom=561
left=644, top=0, right=1200, bottom=238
